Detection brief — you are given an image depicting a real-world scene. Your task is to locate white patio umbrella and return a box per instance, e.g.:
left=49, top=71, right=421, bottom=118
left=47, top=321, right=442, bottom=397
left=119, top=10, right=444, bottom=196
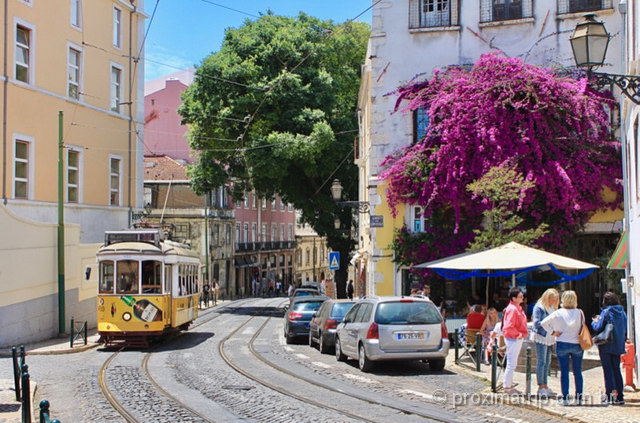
left=413, top=241, right=598, bottom=271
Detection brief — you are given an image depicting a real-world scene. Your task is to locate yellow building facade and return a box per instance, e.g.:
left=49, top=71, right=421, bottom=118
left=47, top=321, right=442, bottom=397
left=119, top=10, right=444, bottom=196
left=0, top=0, right=146, bottom=346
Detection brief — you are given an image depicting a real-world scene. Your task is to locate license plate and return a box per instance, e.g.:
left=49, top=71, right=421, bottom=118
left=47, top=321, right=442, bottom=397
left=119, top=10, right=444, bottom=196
left=396, top=332, right=425, bottom=340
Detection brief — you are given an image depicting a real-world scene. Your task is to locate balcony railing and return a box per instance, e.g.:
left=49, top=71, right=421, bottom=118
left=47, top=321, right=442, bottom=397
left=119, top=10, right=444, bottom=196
left=409, top=0, right=460, bottom=29
left=557, top=0, right=612, bottom=14
left=480, top=0, right=533, bottom=23
left=235, top=241, right=297, bottom=252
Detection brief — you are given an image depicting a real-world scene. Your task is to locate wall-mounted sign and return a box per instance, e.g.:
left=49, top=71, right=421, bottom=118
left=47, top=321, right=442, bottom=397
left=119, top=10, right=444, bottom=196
left=370, top=215, right=384, bottom=228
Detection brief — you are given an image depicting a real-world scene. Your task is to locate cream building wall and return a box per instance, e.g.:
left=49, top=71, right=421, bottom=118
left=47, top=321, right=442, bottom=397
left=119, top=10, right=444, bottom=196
left=0, top=205, right=99, bottom=347
left=1, top=0, right=146, bottom=243
left=358, top=0, right=625, bottom=296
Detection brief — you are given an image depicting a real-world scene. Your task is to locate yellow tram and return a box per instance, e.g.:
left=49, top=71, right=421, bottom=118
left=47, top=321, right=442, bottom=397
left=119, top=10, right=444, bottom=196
left=96, top=229, right=201, bottom=347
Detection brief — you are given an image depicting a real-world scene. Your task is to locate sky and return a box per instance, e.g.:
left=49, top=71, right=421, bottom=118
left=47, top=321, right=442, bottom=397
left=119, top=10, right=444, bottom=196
left=143, top=0, right=373, bottom=82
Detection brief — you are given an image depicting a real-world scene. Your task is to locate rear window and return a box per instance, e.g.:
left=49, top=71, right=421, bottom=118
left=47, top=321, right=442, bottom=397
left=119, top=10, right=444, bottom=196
left=293, top=301, right=324, bottom=312
left=331, top=302, right=355, bottom=318
left=375, top=301, right=442, bottom=325
left=295, top=290, right=317, bottom=297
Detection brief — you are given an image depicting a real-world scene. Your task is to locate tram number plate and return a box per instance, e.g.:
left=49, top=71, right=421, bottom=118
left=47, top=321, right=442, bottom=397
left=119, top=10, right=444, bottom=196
left=396, top=332, right=424, bottom=340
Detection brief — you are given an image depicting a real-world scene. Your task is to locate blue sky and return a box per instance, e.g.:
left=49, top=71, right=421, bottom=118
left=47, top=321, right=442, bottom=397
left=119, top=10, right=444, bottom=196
left=143, top=0, right=372, bottom=81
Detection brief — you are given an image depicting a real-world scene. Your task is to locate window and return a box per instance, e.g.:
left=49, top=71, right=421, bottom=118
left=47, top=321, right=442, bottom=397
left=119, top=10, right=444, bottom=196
left=71, top=0, right=81, bottom=28
left=288, top=223, right=293, bottom=241
left=288, top=203, right=293, bottom=212
left=212, top=223, right=220, bottom=245
left=110, top=66, right=122, bottom=112
left=252, top=191, right=256, bottom=208
left=271, top=223, right=277, bottom=241
left=557, top=0, right=612, bottom=14
left=280, top=223, right=285, bottom=243
left=261, top=223, right=267, bottom=241
left=262, top=198, right=267, bottom=209
left=68, top=47, right=81, bottom=99
left=99, top=261, right=114, bottom=294
left=271, top=198, right=277, bottom=210
left=480, top=0, right=532, bottom=23
left=306, top=248, right=310, bottom=266
left=15, top=25, right=31, bottom=83
left=14, top=139, right=30, bottom=199
left=141, top=260, right=162, bottom=294
left=409, top=0, right=459, bottom=28
left=412, top=206, right=426, bottom=232
left=235, top=223, right=240, bottom=245
left=174, top=223, right=190, bottom=239
left=116, top=260, right=138, bottom=294
left=225, top=224, right=231, bottom=244
left=109, top=157, right=121, bottom=206
left=67, top=149, right=80, bottom=203
left=113, top=7, right=122, bottom=47
left=244, top=223, right=249, bottom=243
left=280, top=199, right=285, bottom=211
left=251, top=223, right=257, bottom=242
left=243, top=192, right=249, bottom=208
left=413, top=108, right=429, bottom=144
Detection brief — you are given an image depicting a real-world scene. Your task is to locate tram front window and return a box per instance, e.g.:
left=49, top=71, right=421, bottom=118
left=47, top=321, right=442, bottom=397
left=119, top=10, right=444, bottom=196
left=99, top=261, right=114, bottom=294
left=142, top=260, right=162, bottom=294
left=116, top=260, right=139, bottom=294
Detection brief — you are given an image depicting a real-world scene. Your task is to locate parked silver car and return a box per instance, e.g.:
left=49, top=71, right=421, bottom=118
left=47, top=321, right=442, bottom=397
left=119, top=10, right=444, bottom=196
left=334, top=296, right=449, bottom=372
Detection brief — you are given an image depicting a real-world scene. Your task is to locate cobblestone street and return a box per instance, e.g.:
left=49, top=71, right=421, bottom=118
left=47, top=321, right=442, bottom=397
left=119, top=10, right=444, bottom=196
left=1, top=298, right=602, bottom=422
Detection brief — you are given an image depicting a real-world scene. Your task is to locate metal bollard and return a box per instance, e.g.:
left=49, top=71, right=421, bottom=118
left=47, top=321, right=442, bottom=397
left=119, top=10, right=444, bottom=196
left=39, top=400, right=49, bottom=423
left=491, top=338, right=498, bottom=393
left=475, top=333, right=482, bottom=372
left=454, top=329, right=459, bottom=363
left=69, top=318, right=74, bottom=348
left=12, top=347, right=21, bottom=401
left=20, top=345, right=25, bottom=369
left=22, top=364, right=31, bottom=423
left=525, top=346, right=532, bottom=398
left=84, top=321, right=88, bottom=346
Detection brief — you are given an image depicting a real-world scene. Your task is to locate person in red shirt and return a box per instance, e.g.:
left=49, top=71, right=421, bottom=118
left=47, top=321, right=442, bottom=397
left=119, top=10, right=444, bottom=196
left=466, top=305, right=486, bottom=330
left=502, top=287, right=528, bottom=394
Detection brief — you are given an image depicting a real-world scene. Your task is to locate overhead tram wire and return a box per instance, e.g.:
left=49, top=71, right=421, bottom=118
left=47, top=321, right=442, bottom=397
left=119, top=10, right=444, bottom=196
left=197, top=0, right=260, bottom=18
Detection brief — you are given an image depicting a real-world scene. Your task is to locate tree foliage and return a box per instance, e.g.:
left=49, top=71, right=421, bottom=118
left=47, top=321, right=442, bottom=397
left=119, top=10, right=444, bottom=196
left=466, top=165, right=548, bottom=251
left=180, top=13, right=370, bottom=288
left=382, top=53, right=621, bottom=265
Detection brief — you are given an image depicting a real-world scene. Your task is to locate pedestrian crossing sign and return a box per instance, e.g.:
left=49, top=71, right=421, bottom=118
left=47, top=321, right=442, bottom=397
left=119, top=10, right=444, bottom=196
left=329, top=252, right=340, bottom=270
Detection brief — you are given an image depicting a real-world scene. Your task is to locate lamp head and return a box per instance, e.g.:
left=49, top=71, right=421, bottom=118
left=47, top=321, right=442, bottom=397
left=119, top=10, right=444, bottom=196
left=569, top=14, right=610, bottom=68
left=330, top=179, right=343, bottom=201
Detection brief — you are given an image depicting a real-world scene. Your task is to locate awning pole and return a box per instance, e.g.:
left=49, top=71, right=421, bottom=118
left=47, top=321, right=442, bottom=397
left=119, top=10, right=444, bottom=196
left=511, top=273, right=515, bottom=288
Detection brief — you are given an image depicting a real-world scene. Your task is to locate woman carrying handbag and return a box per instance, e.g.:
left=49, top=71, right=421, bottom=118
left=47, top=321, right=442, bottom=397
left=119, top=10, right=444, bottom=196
left=591, top=292, right=628, bottom=405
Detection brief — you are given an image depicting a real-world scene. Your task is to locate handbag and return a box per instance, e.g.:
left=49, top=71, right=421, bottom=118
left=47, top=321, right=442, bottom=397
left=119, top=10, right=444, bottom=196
left=578, top=310, right=593, bottom=351
left=593, top=320, right=614, bottom=346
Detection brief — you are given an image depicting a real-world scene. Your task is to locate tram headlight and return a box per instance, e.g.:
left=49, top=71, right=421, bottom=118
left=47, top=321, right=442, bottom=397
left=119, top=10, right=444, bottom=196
left=122, top=312, right=132, bottom=321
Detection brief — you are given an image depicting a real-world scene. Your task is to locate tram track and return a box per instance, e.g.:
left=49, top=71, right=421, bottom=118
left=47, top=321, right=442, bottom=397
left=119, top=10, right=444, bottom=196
left=218, top=303, right=463, bottom=423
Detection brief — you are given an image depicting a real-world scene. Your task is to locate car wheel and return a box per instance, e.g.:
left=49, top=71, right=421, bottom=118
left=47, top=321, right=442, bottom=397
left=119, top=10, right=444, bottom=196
left=308, top=331, right=316, bottom=348
left=319, top=332, right=329, bottom=354
left=335, top=337, right=347, bottom=362
left=286, top=332, right=294, bottom=345
left=429, top=358, right=445, bottom=372
left=358, top=344, right=374, bottom=372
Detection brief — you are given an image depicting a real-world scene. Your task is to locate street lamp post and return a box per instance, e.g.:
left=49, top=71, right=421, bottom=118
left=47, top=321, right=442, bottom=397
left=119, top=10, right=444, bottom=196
left=330, top=179, right=370, bottom=214
left=569, top=14, right=640, bottom=104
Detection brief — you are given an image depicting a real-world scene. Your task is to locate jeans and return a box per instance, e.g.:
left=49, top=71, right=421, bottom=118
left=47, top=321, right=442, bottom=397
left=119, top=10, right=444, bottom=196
left=535, top=342, right=552, bottom=386
left=556, top=341, right=583, bottom=401
left=600, top=352, right=624, bottom=402
left=503, top=338, right=523, bottom=388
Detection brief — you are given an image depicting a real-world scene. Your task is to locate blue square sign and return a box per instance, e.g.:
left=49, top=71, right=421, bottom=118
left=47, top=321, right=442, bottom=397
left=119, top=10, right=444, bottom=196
left=329, top=251, right=340, bottom=270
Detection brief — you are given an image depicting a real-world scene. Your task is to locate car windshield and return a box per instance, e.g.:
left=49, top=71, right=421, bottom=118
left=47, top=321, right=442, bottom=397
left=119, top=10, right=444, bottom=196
left=331, top=302, right=355, bottom=318
left=295, top=290, right=317, bottom=297
left=293, top=301, right=324, bottom=312
left=375, top=301, right=441, bottom=325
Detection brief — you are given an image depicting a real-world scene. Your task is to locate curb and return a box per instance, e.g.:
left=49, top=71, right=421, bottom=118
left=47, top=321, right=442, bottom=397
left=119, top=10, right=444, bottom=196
left=0, top=342, right=100, bottom=358
left=453, top=362, right=590, bottom=423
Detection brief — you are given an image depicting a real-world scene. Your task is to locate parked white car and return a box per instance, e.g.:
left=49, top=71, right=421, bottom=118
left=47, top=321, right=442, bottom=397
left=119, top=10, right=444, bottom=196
left=334, top=296, right=449, bottom=372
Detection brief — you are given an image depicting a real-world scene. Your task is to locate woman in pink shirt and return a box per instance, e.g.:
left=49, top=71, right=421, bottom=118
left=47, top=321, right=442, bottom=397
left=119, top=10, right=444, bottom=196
left=502, top=287, right=528, bottom=394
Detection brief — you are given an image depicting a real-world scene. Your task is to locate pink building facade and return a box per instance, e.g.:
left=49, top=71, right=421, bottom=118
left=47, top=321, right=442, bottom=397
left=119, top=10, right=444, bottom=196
left=234, top=192, right=296, bottom=295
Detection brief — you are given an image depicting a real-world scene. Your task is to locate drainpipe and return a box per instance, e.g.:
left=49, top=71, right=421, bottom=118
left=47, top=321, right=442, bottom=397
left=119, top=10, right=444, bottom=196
left=127, top=1, right=136, bottom=227
left=2, top=0, right=8, bottom=204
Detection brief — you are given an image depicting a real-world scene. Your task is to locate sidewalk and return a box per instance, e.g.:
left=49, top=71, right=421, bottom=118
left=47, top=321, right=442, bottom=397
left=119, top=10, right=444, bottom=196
left=0, top=379, right=36, bottom=423
left=451, top=349, right=640, bottom=423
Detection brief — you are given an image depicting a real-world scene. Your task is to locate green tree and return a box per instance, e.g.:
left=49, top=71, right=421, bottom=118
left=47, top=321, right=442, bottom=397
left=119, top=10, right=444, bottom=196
left=180, top=13, right=369, bottom=296
left=466, top=165, right=548, bottom=251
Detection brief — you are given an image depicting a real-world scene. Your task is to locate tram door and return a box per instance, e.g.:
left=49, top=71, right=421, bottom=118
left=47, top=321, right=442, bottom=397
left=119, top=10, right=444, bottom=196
left=165, top=265, right=173, bottom=325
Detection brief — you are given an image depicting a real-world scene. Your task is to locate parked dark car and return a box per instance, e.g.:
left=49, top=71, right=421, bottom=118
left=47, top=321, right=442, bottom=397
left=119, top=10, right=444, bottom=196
left=284, top=296, right=329, bottom=344
left=287, top=288, right=321, bottom=309
left=309, top=299, right=355, bottom=353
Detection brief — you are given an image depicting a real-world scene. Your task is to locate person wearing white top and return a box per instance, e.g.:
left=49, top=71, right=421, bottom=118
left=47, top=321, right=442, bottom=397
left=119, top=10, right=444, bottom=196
left=541, top=290, right=585, bottom=405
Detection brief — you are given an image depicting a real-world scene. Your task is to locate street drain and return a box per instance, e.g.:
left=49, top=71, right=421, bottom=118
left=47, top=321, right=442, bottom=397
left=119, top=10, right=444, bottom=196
left=222, top=385, right=254, bottom=391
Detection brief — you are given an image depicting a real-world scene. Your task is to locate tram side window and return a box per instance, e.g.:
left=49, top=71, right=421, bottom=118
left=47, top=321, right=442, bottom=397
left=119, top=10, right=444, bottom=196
left=178, top=265, right=185, bottom=296
left=164, top=265, right=172, bottom=295
left=141, top=260, right=162, bottom=294
left=99, top=261, right=114, bottom=294
left=116, top=260, right=139, bottom=294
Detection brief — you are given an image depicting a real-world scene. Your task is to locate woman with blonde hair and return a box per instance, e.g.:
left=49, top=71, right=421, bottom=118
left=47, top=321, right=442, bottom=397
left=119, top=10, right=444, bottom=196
left=541, top=290, right=585, bottom=405
left=480, top=307, right=499, bottom=364
left=530, top=288, right=559, bottom=397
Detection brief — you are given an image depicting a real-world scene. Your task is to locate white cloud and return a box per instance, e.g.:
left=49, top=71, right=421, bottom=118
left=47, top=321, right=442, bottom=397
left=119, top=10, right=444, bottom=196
left=144, top=45, right=195, bottom=81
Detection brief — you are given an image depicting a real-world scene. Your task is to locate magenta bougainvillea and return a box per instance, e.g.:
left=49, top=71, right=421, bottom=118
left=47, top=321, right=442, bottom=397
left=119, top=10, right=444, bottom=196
left=381, top=53, right=622, bottom=264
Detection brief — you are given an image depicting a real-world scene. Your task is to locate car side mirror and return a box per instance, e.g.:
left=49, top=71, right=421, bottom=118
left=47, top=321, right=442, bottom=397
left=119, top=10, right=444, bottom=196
left=342, top=317, right=350, bottom=324
left=312, top=312, right=317, bottom=318
left=283, top=305, right=289, bottom=312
